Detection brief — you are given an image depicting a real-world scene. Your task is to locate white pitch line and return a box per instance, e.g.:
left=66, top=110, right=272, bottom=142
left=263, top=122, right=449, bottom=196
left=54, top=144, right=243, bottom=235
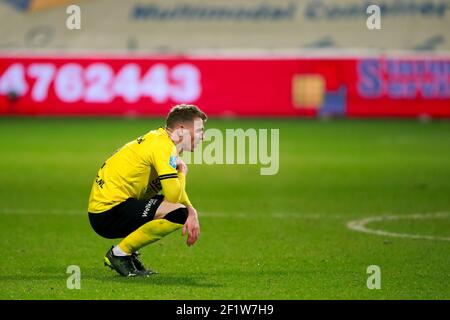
left=2, top=208, right=448, bottom=240
left=205, top=212, right=343, bottom=219
left=0, top=208, right=343, bottom=219
left=347, top=212, right=450, bottom=241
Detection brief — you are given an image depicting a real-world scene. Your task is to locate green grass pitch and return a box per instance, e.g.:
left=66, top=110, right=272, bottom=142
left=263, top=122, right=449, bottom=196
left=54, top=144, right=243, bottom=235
left=0, top=117, right=449, bottom=299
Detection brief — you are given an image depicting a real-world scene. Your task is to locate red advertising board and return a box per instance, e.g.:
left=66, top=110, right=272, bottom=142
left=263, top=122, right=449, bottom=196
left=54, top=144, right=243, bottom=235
left=0, top=55, right=449, bottom=117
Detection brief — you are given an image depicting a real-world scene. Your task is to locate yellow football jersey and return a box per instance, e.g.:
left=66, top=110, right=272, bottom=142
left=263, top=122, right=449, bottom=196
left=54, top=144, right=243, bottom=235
left=88, top=128, right=182, bottom=213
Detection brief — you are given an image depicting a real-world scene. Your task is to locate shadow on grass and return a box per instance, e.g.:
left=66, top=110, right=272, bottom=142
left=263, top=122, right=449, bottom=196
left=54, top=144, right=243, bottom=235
left=0, top=266, right=303, bottom=290
left=0, top=271, right=222, bottom=289
left=99, top=269, right=303, bottom=288
left=105, top=274, right=223, bottom=288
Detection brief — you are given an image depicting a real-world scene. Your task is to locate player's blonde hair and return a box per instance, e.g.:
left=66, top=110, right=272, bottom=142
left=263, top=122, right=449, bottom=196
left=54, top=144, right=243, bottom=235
left=166, top=104, right=207, bottom=128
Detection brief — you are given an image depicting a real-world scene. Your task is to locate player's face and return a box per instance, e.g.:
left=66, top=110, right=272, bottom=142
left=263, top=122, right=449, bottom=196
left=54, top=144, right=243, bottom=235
left=183, top=117, right=204, bottom=151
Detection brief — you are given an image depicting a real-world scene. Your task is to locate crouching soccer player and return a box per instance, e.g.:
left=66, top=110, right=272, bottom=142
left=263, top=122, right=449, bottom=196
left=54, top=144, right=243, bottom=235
left=87, top=104, right=206, bottom=277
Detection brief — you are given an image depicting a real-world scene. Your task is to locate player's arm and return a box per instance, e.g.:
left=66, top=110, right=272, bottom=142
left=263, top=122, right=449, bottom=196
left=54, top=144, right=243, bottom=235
left=179, top=189, right=192, bottom=207
left=152, top=145, right=186, bottom=204
left=174, top=158, right=199, bottom=246
left=159, top=173, right=184, bottom=204
left=161, top=172, right=200, bottom=247
left=183, top=205, right=200, bottom=246
left=175, top=158, right=192, bottom=207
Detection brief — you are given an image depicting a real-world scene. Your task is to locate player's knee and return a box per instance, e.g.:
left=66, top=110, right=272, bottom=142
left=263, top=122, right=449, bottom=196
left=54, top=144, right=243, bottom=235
left=163, top=207, right=188, bottom=225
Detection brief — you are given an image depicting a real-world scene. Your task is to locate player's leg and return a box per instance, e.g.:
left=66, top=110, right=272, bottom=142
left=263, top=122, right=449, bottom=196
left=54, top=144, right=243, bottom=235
left=113, top=200, right=188, bottom=275
left=93, top=196, right=165, bottom=276
left=117, top=200, right=188, bottom=255
left=153, top=200, right=185, bottom=219
left=90, top=206, right=146, bottom=277
left=95, top=196, right=188, bottom=276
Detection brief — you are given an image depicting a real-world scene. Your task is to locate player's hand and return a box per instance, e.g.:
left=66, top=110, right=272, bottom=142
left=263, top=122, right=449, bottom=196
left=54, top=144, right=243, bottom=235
left=176, top=158, right=188, bottom=175
left=182, top=206, right=200, bottom=246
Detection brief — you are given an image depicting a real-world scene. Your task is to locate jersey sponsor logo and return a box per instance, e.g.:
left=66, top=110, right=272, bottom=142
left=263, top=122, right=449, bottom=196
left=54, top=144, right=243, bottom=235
left=142, top=198, right=158, bottom=217
left=169, top=155, right=177, bottom=169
